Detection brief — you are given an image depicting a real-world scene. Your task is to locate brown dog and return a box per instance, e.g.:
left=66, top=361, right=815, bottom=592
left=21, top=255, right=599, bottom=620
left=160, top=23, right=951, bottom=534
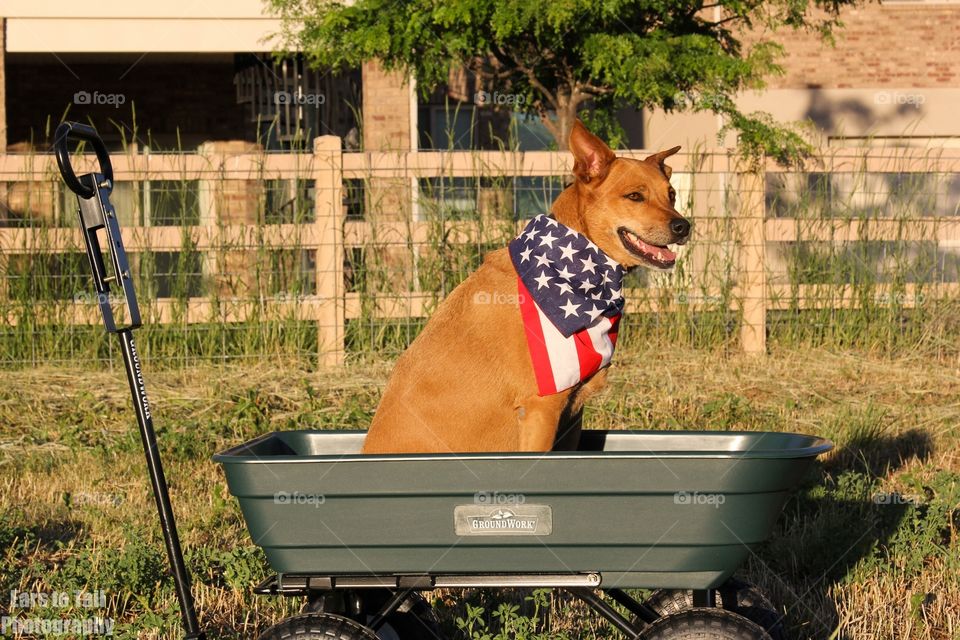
left=362, top=120, right=690, bottom=454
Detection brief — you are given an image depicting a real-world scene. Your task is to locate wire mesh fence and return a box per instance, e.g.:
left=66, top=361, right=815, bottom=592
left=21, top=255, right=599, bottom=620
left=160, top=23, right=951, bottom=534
left=1, top=141, right=960, bottom=369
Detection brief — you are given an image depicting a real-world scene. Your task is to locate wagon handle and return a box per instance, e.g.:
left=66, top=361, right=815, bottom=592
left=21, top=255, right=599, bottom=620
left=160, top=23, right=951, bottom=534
left=54, top=121, right=114, bottom=199
left=56, top=122, right=206, bottom=640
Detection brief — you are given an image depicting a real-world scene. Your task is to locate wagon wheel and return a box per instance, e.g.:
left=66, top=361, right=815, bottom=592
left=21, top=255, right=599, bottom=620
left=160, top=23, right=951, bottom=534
left=303, top=591, right=446, bottom=640
left=638, top=609, right=772, bottom=640
left=640, top=579, right=786, bottom=640
left=257, top=613, right=377, bottom=640
left=363, top=591, right=446, bottom=640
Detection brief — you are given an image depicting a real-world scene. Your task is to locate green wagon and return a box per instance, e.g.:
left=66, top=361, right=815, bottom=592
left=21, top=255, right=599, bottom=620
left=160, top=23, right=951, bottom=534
left=213, top=429, right=831, bottom=640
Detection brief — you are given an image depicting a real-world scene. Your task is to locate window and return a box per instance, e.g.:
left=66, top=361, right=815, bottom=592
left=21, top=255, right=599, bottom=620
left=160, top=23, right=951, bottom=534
left=418, top=177, right=479, bottom=219
left=141, top=180, right=200, bottom=226
left=266, top=179, right=315, bottom=224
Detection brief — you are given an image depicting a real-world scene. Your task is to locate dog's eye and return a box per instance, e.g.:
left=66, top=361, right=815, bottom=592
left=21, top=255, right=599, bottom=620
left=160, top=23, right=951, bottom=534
left=625, top=192, right=644, bottom=202
left=669, top=189, right=676, bottom=203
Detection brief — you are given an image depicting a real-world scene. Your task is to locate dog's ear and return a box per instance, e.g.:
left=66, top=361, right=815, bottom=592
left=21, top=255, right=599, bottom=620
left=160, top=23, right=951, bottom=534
left=570, top=119, right=616, bottom=184
left=644, top=146, right=682, bottom=179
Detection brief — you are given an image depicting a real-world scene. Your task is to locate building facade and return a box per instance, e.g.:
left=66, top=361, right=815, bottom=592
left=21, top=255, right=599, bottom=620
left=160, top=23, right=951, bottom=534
left=2, top=1, right=959, bottom=155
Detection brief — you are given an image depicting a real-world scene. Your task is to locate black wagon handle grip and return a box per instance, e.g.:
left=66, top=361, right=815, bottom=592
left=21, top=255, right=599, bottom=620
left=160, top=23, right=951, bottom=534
left=54, top=121, right=114, bottom=198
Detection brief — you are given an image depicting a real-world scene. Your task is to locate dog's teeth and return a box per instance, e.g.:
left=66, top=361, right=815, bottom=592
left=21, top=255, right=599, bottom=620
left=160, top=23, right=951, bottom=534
left=656, top=251, right=663, bottom=260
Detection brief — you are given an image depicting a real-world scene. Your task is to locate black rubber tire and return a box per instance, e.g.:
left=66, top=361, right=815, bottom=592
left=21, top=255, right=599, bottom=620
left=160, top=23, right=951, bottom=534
left=302, top=591, right=446, bottom=640
left=362, top=592, right=446, bottom=640
left=257, top=613, right=378, bottom=640
left=638, top=609, right=773, bottom=640
left=642, top=579, right=786, bottom=640
left=381, top=594, right=445, bottom=640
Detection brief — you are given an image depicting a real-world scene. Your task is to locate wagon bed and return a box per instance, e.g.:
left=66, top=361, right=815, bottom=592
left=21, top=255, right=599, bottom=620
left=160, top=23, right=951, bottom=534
left=214, top=429, right=831, bottom=591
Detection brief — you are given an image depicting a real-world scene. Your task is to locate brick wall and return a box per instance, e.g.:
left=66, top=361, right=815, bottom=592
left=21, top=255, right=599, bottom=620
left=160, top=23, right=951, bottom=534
left=358, top=61, right=414, bottom=293
left=361, top=60, right=412, bottom=151
left=197, top=140, right=262, bottom=297
left=747, top=3, right=960, bottom=89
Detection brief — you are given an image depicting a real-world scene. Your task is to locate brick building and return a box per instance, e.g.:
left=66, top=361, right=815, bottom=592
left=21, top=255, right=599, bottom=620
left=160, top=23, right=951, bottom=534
left=1, top=1, right=958, bottom=153
left=648, top=2, right=960, bottom=152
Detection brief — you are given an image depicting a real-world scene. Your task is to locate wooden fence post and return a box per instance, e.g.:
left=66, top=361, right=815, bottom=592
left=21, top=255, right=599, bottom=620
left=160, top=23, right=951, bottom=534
left=736, top=159, right=767, bottom=354
left=313, top=136, right=345, bottom=366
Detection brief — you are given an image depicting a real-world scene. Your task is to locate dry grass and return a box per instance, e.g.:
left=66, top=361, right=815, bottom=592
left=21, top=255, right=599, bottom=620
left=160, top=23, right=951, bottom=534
left=1, top=346, right=957, bottom=639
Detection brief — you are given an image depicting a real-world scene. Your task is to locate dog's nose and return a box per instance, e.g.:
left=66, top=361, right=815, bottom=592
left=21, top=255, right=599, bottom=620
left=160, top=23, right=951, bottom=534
left=670, top=217, right=691, bottom=239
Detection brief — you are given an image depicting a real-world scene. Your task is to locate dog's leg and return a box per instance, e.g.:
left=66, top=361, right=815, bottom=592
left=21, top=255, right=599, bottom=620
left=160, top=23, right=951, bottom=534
left=516, top=392, right=571, bottom=451
left=553, top=407, right=583, bottom=451
left=554, top=368, right=609, bottom=451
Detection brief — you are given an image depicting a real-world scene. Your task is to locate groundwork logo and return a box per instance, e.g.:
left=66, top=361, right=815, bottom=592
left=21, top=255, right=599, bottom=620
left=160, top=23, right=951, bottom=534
left=454, top=504, right=552, bottom=535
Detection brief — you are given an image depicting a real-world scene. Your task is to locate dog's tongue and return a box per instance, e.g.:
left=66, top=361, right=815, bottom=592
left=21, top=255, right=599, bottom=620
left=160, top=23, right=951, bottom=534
left=633, top=236, right=676, bottom=263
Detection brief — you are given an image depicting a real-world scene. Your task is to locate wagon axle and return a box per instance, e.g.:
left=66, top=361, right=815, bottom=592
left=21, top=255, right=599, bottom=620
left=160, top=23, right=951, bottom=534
left=252, top=577, right=784, bottom=639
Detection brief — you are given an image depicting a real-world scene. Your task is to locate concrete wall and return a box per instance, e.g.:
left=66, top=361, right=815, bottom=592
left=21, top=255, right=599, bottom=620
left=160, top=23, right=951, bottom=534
left=2, top=1, right=280, bottom=53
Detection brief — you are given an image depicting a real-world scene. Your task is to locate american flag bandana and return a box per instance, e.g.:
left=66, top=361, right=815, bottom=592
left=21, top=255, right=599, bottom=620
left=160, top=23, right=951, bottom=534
left=508, top=214, right=625, bottom=396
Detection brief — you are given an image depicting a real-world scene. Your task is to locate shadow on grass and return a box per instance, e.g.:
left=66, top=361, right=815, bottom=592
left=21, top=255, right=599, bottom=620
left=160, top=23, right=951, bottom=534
left=825, top=427, right=933, bottom=477
left=756, top=428, right=940, bottom=640
left=0, top=509, right=85, bottom=551
left=0, top=511, right=86, bottom=594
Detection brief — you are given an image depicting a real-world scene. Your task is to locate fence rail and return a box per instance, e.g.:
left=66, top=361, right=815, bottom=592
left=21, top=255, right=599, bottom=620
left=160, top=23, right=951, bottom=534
left=3, top=138, right=960, bottom=365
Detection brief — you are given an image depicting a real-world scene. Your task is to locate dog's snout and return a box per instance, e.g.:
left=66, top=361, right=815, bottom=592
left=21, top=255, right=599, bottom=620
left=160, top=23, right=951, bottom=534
left=670, top=217, right=691, bottom=240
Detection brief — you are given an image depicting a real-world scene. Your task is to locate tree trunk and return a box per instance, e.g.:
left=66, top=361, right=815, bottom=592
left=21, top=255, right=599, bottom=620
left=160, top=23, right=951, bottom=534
left=539, top=90, right=580, bottom=151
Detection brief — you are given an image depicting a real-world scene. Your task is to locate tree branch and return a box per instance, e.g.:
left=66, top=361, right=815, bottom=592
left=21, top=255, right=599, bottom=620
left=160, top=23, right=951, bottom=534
left=513, top=58, right=561, bottom=111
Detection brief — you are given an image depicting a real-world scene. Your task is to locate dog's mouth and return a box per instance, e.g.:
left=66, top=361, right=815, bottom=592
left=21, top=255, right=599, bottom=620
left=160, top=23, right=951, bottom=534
left=618, top=227, right=677, bottom=268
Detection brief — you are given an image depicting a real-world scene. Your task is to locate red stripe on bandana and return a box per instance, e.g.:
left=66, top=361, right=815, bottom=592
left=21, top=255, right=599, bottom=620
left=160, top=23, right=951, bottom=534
left=573, top=328, right=602, bottom=382
left=517, top=277, right=557, bottom=395
left=609, top=314, right=621, bottom=347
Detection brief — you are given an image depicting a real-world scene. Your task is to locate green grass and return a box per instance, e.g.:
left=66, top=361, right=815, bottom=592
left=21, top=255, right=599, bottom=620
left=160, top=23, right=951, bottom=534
left=1, top=346, right=957, bottom=639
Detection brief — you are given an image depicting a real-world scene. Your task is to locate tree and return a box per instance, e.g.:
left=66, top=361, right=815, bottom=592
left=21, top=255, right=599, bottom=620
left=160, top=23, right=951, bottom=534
left=268, top=0, right=859, bottom=162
